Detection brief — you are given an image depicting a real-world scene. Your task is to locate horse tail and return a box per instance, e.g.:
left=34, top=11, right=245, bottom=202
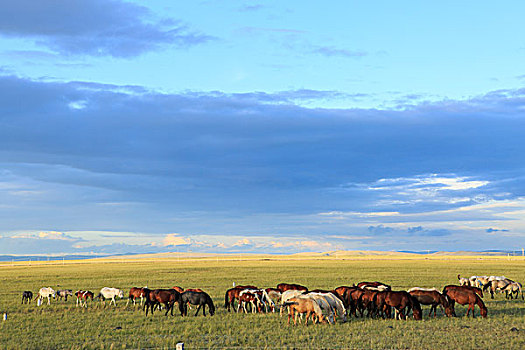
left=282, top=301, right=298, bottom=307
left=482, top=281, right=491, bottom=292
left=224, top=290, right=230, bottom=309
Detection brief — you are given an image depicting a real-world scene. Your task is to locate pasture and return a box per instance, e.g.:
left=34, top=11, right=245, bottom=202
left=0, top=254, right=524, bottom=349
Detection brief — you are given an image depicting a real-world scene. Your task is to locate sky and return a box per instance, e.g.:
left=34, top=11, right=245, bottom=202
left=0, top=0, right=524, bottom=256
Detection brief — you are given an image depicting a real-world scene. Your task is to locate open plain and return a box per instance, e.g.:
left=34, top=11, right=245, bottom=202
left=0, top=253, right=524, bottom=349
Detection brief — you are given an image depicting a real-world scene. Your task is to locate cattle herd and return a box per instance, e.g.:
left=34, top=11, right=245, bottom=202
left=19, top=274, right=523, bottom=326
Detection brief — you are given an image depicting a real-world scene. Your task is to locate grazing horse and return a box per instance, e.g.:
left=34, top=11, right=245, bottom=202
left=444, top=288, right=487, bottom=318
left=36, top=287, right=56, bottom=305
left=334, top=286, right=355, bottom=305
left=56, top=289, right=73, bottom=301
left=280, top=289, right=307, bottom=316
left=144, top=289, right=181, bottom=316
left=443, top=285, right=484, bottom=299
left=180, top=290, right=215, bottom=316
left=359, top=289, right=379, bottom=317
left=283, top=297, right=326, bottom=325
left=307, top=292, right=347, bottom=322
left=21, top=291, right=33, bottom=304
left=277, top=283, right=308, bottom=293
left=127, top=287, right=148, bottom=306
left=407, top=287, right=453, bottom=317
left=378, top=291, right=422, bottom=320
left=75, top=290, right=94, bottom=307
left=342, top=287, right=365, bottom=318
left=357, top=281, right=391, bottom=291
left=484, top=279, right=512, bottom=299
left=98, top=287, right=124, bottom=306
left=469, top=276, right=489, bottom=288
left=238, top=290, right=263, bottom=313
left=224, top=287, right=246, bottom=312
left=265, top=288, right=282, bottom=311
left=504, top=282, right=524, bottom=300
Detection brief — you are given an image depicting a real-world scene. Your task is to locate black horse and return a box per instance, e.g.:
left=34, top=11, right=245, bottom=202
left=21, top=291, right=33, bottom=304
left=179, top=290, right=215, bottom=316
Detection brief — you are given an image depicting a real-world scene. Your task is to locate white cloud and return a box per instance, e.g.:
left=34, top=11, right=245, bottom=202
left=161, top=233, right=191, bottom=246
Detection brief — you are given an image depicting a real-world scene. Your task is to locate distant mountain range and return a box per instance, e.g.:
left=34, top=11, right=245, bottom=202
left=0, top=249, right=523, bottom=262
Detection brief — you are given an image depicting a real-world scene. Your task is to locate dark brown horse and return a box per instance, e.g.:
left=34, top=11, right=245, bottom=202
left=408, top=288, right=453, bottom=317
left=443, top=288, right=487, bottom=318
left=359, top=289, right=379, bottom=317
left=342, top=287, right=365, bottom=317
left=224, top=287, right=245, bottom=312
left=377, top=291, right=422, bottom=320
left=277, top=283, right=308, bottom=293
left=443, top=285, right=483, bottom=299
left=144, top=289, right=180, bottom=316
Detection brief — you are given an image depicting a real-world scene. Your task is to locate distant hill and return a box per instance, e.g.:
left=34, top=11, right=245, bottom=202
left=0, top=249, right=522, bottom=262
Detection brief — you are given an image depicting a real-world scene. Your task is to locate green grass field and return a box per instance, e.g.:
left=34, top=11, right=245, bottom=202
left=0, top=254, right=524, bottom=349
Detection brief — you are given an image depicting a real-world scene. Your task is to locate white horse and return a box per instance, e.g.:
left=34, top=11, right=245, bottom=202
left=302, top=294, right=335, bottom=324
left=280, top=289, right=306, bottom=316
left=98, top=287, right=124, bottom=306
left=36, top=287, right=56, bottom=305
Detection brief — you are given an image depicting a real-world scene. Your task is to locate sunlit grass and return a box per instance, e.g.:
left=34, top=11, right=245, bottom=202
left=0, top=255, right=524, bottom=349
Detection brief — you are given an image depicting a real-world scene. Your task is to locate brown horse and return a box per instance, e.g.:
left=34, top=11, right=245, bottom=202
left=373, top=291, right=389, bottom=318
left=238, top=291, right=263, bottom=313
left=283, top=297, right=326, bottom=325
left=342, top=287, right=365, bottom=317
left=224, top=287, right=245, bottom=312
left=277, top=283, right=308, bottom=293
left=444, top=288, right=487, bottom=318
left=408, top=288, right=453, bottom=317
left=127, top=287, right=149, bottom=306
left=443, top=285, right=483, bottom=299
left=359, top=289, right=379, bottom=317
left=378, top=291, right=422, bottom=320
left=144, top=289, right=181, bottom=316
left=75, top=290, right=94, bottom=308
left=172, top=286, right=184, bottom=293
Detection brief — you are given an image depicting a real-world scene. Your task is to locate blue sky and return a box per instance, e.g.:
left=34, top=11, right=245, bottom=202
left=0, top=0, right=524, bottom=255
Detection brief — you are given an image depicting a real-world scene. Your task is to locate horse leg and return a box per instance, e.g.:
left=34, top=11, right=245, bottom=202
left=203, top=305, right=207, bottom=317
left=195, top=304, right=202, bottom=316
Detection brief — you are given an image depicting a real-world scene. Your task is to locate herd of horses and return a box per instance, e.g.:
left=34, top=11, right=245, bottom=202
left=20, top=274, right=522, bottom=326
left=457, top=274, right=523, bottom=300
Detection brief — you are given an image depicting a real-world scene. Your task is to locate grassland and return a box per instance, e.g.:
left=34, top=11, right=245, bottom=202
left=0, top=253, right=524, bottom=349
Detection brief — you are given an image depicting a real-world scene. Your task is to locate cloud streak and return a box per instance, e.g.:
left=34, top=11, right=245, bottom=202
left=0, top=0, right=213, bottom=57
